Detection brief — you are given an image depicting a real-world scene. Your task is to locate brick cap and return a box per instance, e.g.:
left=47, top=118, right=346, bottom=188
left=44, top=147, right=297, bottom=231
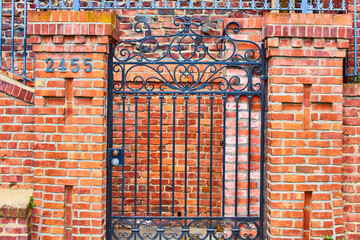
left=223, top=17, right=262, bottom=33
left=262, top=13, right=353, bottom=40
left=0, top=189, right=33, bottom=218
left=27, top=11, right=121, bottom=41
left=263, top=13, right=353, bottom=26
left=0, top=73, right=34, bottom=104
left=28, top=10, right=117, bottom=24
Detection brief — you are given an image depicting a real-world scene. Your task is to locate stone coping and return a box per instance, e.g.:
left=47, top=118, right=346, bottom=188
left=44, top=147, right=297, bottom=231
left=0, top=189, right=33, bottom=218
left=263, top=12, right=353, bottom=26
left=27, top=11, right=121, bottom=41
left=262, top=13, right=353, bottom=40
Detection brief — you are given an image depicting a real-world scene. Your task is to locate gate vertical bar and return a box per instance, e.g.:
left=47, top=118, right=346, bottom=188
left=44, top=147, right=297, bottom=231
left=184, top=94, right=189, bottom=235
left=247, top=95, right=252, bottom=216
left=134, top=95, right=139, bottom=217
left=172, top=95, right=176, bottom=216
left=159, top=95, right=164, bottom=217
left=209, top=95, right=214, bottom=240
left=0, top=0, right=3, bottom=65
left=23, top=0, right=28, bottom=84
left=259, top=42, right=267, bottom=240
left=159, top=95, right=164, bottom=240
left=222, top=95, right=227, bottom=217
left=121, top=94, right=126, bottom=216
left=260, top=85, right=265, bottom=239
left=235, top=94, right=239, bottom=240
left=209, top=95, right=214, bottom=218
left=197, top=95, right=201, bottom=216
left=354, top=0, right=358, bottom=77
left=235, top=95, right=240, bottom=218
left=106, top=43, right=114, bottom=240
left=147, top=95, right=151, bottom=216
left=73, top=0, right=80, bottom=11
left=134, top=94, right=138, bottom=240
left=11, top=0, right=15, bottom=72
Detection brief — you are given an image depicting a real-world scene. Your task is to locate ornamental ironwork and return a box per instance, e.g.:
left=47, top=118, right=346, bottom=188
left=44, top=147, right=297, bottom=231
left=106, top=16, right=267, bottom=240
left=36, top=0, right=346, bottom=13
left=111, top=16, right=265, bottom=94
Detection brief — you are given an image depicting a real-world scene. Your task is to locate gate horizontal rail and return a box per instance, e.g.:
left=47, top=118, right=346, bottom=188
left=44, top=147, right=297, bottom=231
left=112, top=216, right=261, bottom=220
left=112, top=91, right=263, bottom=95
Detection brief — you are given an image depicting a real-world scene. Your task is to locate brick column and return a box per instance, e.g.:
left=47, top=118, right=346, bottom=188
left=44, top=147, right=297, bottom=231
left=27, top=11, right=120, bottom=239
left=342, top=83, right=360, bottom=240
left=264, top=13, right=352, bottom=240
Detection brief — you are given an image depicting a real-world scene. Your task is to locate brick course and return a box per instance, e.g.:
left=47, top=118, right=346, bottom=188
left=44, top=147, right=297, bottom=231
left=0, top=216, right=31, bottom=240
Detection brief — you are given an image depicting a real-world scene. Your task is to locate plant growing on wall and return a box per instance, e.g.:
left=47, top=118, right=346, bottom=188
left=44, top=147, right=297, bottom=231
left=323, top=236, right=345, bottom=240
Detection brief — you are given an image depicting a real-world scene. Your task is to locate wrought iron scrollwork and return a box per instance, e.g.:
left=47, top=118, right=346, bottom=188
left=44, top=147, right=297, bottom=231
left=111, top=16, right=265, bottom=94
left=114, top=16, right=261, bottom=64
left=36, top=0, right=347, bottom=13
left=111, top=218, right=260, bottom=240
left=162, top=220, right=184, bottom=240
left=112, top=219, right=135, bottom=240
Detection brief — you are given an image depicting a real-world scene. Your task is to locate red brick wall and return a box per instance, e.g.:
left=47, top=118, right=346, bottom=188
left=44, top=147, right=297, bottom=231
left=0, top=216, right=31, bottom=240
left=18, top=9, right=360, bottom=240
left=0, top=77, right=34, bottom=189
left=342, top=83, right=360, bottom=240
left=0, top=75, right=33, bottom=240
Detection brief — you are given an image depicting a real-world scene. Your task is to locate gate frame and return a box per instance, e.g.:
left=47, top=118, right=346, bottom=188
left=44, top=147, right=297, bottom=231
left=105, top=16, right=268, bottom=240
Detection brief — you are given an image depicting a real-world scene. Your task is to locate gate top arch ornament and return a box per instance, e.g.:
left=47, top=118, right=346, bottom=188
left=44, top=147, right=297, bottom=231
left=110, top=16, right=266, bottom=94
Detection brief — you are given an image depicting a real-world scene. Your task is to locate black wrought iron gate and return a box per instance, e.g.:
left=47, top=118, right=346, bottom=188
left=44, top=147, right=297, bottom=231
left=106, top=16, right=266, bottom=240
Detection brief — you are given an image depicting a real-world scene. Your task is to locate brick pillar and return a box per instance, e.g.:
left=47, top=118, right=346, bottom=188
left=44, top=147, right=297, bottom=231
left=264, top=13, right=352, bottom=240
left=342, top=83, right=360, bottom=240
left=27, top=11, right=120, bottom=239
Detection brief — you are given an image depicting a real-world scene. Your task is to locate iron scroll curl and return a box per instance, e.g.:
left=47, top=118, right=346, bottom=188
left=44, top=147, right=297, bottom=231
left=112, top=16, right=264, bottom=94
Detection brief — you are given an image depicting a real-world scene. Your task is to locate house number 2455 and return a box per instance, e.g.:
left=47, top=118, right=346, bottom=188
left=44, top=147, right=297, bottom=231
left=45, top=58, right=93, bottom=73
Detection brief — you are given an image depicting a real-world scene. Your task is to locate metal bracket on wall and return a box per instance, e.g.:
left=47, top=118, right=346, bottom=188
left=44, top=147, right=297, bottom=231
left=107, top=148, right=124, bottom=167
